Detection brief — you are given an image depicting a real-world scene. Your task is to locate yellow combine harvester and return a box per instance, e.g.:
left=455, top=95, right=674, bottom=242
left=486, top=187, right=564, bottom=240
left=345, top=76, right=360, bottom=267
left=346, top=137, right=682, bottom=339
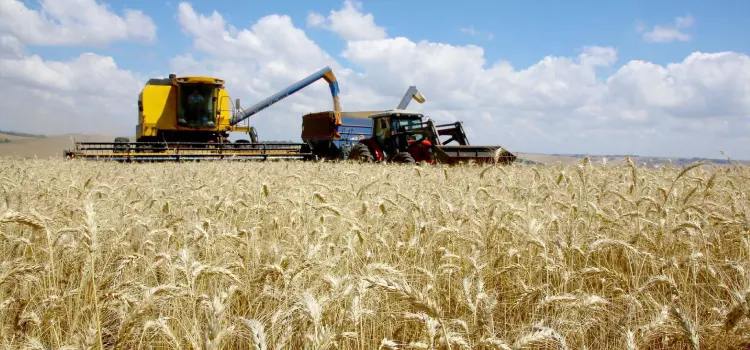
left=64, top=67, right=343, bottom=161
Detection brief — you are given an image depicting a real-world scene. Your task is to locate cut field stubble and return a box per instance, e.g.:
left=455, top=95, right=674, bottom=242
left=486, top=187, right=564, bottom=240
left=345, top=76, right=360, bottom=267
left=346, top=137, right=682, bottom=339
left=0, top=157, right=749, bottom=349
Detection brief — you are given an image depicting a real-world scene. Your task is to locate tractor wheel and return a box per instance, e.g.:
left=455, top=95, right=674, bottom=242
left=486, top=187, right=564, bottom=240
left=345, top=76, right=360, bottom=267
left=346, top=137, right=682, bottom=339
left=347, top=143, right=373, bottom=163
left=391, top=151, right=415, bottom=164
left=114, top=137, right=130, bottom=153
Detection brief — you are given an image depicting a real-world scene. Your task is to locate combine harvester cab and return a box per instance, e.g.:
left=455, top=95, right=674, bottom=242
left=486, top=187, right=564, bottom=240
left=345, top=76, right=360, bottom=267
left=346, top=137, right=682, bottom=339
left=64, top=66, right=342, bottom=162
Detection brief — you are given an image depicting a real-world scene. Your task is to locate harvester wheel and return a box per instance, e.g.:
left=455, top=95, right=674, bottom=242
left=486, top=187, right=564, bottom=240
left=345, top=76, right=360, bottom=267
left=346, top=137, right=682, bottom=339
left=114, top=137, right=130, bottom=153
left=347, top=143, right=373, bottom=163
left=391, top=152, right=415, bottom=164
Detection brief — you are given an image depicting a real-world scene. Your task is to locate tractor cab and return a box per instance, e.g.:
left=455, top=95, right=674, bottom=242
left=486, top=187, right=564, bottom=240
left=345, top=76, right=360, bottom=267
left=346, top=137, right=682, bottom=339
left=370, top=110, right=432, bottom=154
left=366, top=110, right=439, bottom=162
left=172, top=76, right=223, bottom=129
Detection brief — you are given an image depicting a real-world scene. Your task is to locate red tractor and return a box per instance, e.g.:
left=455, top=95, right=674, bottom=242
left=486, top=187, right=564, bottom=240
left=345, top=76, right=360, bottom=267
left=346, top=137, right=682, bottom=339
left=343, top=110, right=515, bottom=165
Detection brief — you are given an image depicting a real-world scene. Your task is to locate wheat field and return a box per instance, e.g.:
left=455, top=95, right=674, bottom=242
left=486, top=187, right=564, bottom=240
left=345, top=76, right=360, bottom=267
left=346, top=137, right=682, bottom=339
left=1, top=157, right=749, bottom=349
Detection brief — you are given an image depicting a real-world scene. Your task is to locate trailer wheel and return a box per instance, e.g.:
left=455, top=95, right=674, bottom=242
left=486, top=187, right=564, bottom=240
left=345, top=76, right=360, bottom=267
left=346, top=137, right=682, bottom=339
left=391, top=152, right=415, bottom=164
left=347, top=143, right=373, bottom=163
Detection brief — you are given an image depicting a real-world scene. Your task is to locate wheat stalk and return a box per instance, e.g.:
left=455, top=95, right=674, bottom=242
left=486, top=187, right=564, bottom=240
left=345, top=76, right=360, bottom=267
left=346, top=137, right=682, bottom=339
left=1, top=158, right=749, bottom=348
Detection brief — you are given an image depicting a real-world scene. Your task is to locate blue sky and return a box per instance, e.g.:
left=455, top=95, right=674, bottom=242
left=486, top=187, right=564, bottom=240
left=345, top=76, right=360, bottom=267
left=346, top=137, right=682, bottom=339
left=2, top=0, right=749, bottom=159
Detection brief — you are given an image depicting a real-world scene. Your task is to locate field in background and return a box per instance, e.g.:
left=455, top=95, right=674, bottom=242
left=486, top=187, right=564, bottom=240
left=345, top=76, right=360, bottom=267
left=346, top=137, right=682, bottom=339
left=0, top=132, right=114, bottom=159
left=3, top=131, right=749, bottom=166
left=1, top=158, right=749, bottom=349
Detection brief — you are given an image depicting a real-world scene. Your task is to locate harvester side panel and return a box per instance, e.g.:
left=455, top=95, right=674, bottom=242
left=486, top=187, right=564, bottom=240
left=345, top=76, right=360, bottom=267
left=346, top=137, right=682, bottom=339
left=216, top=89, right=232, bottom=128
left=139, top=83, right=176, bottom=139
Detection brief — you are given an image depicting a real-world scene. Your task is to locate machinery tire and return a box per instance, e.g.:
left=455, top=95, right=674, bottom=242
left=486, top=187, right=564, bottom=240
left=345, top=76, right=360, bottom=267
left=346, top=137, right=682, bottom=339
left=391, top=151, right=415, bottom=164
left=114, top=137, right=130, bottom=153
left=347, top=143, right=373, bottom=163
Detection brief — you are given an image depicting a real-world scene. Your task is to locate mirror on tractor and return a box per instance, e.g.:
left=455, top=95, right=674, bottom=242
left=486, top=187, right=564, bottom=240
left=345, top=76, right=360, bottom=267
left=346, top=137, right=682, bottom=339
left=235, top=99, right=241, bottom=110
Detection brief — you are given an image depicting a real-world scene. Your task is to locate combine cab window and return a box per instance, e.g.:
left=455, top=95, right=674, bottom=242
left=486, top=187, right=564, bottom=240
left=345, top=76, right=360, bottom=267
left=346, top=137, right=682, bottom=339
left=178, top=84, right=216, bottom=127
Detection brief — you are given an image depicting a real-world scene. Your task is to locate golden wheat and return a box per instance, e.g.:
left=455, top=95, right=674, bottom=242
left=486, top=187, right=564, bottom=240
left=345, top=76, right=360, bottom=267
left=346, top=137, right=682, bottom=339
left=0, top=157, right=748, bottom=349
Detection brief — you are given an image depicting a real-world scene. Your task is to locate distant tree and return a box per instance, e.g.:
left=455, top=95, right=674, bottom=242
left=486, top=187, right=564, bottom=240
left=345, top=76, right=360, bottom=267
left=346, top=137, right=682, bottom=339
left=0, top=130, right=45, bottom=138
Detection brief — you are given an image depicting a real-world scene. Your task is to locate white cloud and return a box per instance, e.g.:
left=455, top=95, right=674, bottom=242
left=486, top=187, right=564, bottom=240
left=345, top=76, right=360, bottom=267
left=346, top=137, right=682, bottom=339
left=636, top=14, right=694, bottom=43
left=306, top=0, right=386, bottom=41
left=0, top=0, right=157, bottom=46
left=460, top=26, right=477, bottom=36
left=675, top=15, right=695, bottom=28
left=0, top=34, right=23, bottom=57
left=0, top=0, right=153, bottom=136
left=306, top=12, right=325, bottom=27
left=460, top=25, right=494, bottom=41
left=0, top=52, right=144, bottom=135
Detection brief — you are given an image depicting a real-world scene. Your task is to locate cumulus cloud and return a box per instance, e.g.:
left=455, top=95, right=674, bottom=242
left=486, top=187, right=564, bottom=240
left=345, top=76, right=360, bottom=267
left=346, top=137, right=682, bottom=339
left=459, top=26, right=494, bottom=40
left=0, top=0, right=157, bottom=47
left=0, top=34, right=23, bottom=58
left=0, top=0, right=153, bottom=136
left=306, top=0, right=386, bottom=41
left=0, top=52, right=144, bottom=135
left=636, top=14, right=694, bottom=43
